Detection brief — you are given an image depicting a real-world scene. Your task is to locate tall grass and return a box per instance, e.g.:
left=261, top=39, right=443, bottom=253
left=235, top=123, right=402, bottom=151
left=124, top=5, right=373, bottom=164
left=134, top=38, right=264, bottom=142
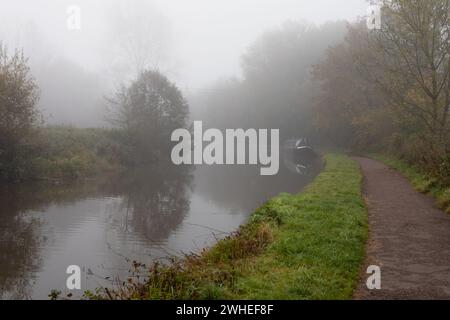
left=35, top=126, right=125, bottom=181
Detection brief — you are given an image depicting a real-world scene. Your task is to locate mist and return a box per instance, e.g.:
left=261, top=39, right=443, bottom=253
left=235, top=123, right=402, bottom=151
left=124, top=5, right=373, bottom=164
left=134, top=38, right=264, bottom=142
left=0, top=0, right=367, bottom=127
left=2, top=0, right=449, bottom=302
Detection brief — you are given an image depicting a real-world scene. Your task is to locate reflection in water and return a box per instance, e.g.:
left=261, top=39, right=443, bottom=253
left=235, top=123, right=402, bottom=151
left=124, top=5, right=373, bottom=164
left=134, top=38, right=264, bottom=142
left=106, top=165, right=193, bottom=242
left=0, top=187, right=43, bottom=299
left=0, top=157, right=321, bottom=299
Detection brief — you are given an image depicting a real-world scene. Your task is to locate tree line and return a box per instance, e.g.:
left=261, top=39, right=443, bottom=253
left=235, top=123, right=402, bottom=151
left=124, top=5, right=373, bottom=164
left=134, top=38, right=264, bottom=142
left=313, top=0, right=450, bottom=185
left=1, top=0, right=448, bottom=185
left=0, top=42, right=189, bottom=182
left=195, top=0, right=449, bottom=186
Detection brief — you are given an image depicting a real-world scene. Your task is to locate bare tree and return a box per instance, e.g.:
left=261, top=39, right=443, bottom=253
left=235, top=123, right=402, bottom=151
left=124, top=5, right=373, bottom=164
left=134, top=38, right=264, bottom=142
left=105, top=0, right=172, bottom=81
left=353, top=0, right=450, bottom=151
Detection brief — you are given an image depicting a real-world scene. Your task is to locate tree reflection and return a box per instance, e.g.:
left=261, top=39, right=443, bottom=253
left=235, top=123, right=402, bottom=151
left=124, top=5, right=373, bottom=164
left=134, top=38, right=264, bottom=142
left=0, top=164, right=193, bottom=299
left=0, top=155, right=317, bottom=299
left=0, top=186, right=43, bottom=299
left=108, top=164, right=194, bottom=241
left=194, top=154, right=322, bottom=214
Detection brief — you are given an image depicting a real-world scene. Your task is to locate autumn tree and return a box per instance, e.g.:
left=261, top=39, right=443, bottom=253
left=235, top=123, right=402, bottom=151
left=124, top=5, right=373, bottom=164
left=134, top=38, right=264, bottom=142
left=0, top=43, right=41, bottom=181
left=312, top=23, right=393, bottom=149
left=352, top=0, right=450, bottom=159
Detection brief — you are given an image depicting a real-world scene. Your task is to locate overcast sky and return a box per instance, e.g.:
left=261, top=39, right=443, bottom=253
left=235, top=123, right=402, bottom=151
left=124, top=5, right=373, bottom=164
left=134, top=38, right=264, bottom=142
left=0, top=0, right=368, bottom=89
left=153, top=0, right=368, bottom=89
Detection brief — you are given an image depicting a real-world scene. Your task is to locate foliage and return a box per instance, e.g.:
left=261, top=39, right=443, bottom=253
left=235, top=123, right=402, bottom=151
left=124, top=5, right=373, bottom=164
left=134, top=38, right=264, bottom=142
left=108, top=70, right=189, bottom=166
left=0, top=43, right=41, bottom=181
left=312, top=25, right=394, bottom=149
left=363, top=0, right=450, bottom=147
left=0, top=51, right=190, bottom=181
left=313, top=0, right=450, bottom=186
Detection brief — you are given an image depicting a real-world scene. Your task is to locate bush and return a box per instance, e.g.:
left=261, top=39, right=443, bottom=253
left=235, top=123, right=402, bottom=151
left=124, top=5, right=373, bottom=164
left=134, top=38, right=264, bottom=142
left=0, top=43, right=41, bottom=181
left=35, top=127, right=125, bottom=181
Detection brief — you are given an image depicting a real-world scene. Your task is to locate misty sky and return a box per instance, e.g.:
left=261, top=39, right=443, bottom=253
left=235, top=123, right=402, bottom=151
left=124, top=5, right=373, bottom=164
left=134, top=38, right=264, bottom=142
left=0, top=0, right=368, bottom=89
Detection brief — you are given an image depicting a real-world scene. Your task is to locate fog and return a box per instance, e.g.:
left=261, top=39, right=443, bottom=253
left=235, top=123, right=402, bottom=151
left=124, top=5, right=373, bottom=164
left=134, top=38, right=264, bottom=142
left=0, top=0, right=367, bottom=127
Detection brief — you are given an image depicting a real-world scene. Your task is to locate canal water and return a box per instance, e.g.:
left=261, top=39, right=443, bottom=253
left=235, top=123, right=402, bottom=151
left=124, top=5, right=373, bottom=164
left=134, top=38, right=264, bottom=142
left=0, top=160, right=321, bottom=299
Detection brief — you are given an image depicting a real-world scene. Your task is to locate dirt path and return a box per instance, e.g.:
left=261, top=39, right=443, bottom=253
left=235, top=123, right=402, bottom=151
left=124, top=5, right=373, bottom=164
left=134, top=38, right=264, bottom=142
left=353, top=157, right=450, bottom=300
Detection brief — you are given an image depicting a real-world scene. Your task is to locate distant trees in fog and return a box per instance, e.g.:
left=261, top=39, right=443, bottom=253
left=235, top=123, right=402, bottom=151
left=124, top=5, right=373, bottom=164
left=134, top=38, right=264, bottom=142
left=105, top=0, right=174, bottom=82
left=193, top=21, right=348, bottom=140
left=0, top=40, right=189, bottom=180
left=2, top=0, right=447, bottom=184
left=0, top=43, right=42, bottom=181
left=314, top=0, right=450, bottom=184
left=192, top=1, right=449, bottom=184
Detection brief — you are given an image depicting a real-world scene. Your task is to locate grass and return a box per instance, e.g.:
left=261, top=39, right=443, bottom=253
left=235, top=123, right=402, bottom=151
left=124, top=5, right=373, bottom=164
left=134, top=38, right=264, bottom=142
left=35, top=126, right=125, bottom=181
left=87, top=153, right=368, bottom=300
left=371, top=154, right=450, bottom=214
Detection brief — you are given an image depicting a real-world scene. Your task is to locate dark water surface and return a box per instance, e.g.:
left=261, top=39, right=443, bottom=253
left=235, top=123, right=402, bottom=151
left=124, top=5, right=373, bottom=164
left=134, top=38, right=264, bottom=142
left=0, top=160, right=321, bottom=299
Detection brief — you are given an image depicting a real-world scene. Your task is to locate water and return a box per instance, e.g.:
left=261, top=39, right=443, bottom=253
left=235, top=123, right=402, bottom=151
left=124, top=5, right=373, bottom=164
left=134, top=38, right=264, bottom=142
left=0, top=160, right=320, bottom=299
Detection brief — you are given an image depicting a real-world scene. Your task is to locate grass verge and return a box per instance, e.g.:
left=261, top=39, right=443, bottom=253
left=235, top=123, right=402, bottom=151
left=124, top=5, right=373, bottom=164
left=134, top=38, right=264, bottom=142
left=36, top=126, right=125, bottom=181
left=87, top=153, right=368, bottom=300
left=371, top=154, right=450, bottom=214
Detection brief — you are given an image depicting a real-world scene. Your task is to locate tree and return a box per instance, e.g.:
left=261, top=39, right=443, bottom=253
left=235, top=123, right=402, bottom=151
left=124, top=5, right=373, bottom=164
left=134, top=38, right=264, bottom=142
left=311, top=1, right=450, bottom=183
left=352, top=0, right=450, bottom=155
left=108, top=70, right=189, bottom=166
left=105, top=0, right=173, bottom=82
left=0, top=43, right=41, bottom=181
left=312, top=23, right=393, bottom=149
left=196, top=21, right=348, bottom=140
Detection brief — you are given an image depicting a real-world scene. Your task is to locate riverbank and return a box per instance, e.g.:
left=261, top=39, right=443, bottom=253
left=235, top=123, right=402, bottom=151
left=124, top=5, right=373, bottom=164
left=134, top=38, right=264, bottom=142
left=12, top=126, right=125, bottom=182
left=87, top=153, right=368, bottom=300
left=371, top=154, right=450, bottom=214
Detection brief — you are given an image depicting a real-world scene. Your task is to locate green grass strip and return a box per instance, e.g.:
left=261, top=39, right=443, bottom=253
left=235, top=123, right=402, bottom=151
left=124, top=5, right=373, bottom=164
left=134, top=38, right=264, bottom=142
left=228, top=153, right=368, bottom=299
